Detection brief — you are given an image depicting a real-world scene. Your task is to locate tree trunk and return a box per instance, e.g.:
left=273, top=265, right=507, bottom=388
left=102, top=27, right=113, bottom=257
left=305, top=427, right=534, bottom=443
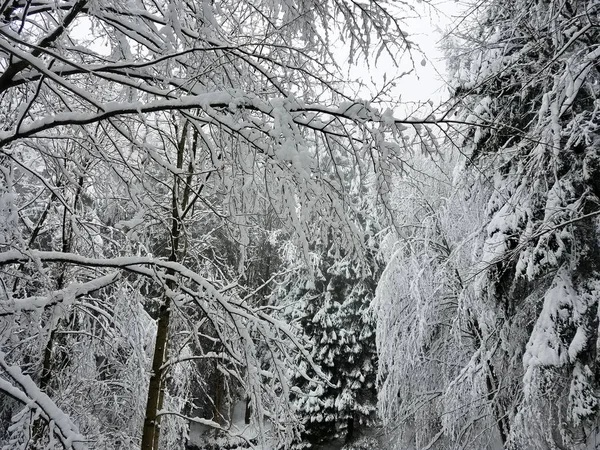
left=140, top=121, right=195, bottom=449
left=345, top=414, right=355, bottom=443
left=30, top=326, right=59, bottom=448
left=141, top=294, right=172, bottom=450
left=469, top=315, right=509, bottom=446
left=31, top=171, right=85, bottom=448
left=140, top=200, right=179, bottom=450
left=244, top=397, right=252, bottom=425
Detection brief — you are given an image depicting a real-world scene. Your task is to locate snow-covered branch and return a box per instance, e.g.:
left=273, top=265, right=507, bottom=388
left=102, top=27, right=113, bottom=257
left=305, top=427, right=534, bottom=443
left=0, top=351, right=86, bottom=450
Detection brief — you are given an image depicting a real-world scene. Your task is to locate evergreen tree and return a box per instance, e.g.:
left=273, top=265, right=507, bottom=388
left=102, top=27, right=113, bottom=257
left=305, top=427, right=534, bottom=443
left=446, top=1, right=600, bottom=447
left=376, top=1, right=600, bottom=449
left=335, top=267, right=378, bottom=443
left=290, top=239, right=379, bottom=447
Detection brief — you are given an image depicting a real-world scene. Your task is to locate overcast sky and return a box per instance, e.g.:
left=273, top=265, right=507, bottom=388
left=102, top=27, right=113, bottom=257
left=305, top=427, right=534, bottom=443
left=72, top=1, right=456, bottom=115
left=345, top=0, right=458, bottom=115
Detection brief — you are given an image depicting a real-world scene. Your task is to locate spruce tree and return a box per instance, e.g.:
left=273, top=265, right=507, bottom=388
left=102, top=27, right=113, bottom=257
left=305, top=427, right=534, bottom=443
left=290, top=243, right=379, bottom=447
left=376, top=1, right=600, bottom=448
left=439, top=1, right=600, bottom=447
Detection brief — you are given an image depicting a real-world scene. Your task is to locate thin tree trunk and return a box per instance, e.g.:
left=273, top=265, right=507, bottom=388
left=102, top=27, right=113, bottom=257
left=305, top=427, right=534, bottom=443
left=141, top=120, right=197, bottom=449
left=484, top=358, right=509, bottom=446
left=468, top=314, right=509, bottom=446
left=244, top=396, right=252, bottom=425
left=31, top=170, right=85, bottom=447
left=436, top=217, right=510, bottom=448
left=345, top=414, right=355, bottom=443
left=141, top=185, right=181, bottom=450
left=141, top=291, right=173, bottom=450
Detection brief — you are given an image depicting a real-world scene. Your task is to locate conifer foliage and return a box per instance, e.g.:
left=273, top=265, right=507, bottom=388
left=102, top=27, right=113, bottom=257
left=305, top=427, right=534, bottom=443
left=375, top=1, right=600, bottom=449
left=290, top=245, right=379, bottom=447
left=449, top=1, right=600, bottom=447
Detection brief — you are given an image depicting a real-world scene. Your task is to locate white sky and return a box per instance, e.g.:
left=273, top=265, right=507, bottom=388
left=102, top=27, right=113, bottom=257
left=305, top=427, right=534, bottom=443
left=399, top=1, right=456, bottom=104
left=72, top=1, right=457, bottom=114
left=344, top=0, right=458, bottom=115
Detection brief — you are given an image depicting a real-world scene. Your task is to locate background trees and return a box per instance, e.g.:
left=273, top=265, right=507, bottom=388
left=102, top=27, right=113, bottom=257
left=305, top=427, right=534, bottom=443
left=289, top=235, right=379, bottom=447
left=374, top=153, right=498, bottom=450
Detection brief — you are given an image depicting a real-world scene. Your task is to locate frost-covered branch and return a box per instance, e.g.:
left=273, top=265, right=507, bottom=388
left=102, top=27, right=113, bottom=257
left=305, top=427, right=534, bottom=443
left=0, top=351, right=86, bottom=450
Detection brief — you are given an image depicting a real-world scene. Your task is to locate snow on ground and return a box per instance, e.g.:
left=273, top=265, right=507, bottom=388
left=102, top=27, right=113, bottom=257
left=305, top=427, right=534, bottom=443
left=188, top=401, right=276, bottom=449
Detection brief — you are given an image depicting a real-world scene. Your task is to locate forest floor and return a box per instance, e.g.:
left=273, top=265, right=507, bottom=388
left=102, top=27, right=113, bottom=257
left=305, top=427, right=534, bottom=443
left=188, top=408, right=384, bottom=449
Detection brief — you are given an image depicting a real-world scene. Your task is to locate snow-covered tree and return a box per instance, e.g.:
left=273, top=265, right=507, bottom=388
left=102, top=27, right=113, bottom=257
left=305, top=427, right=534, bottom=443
left=290, top=235, right=379, bottom=447
left=446, top=1, right=600, bottom=447
left=376, top=1, right=600, bottom=449
left=377, top=0, right=600, bottom=449
left=373, top=152, right=503, bottom=450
